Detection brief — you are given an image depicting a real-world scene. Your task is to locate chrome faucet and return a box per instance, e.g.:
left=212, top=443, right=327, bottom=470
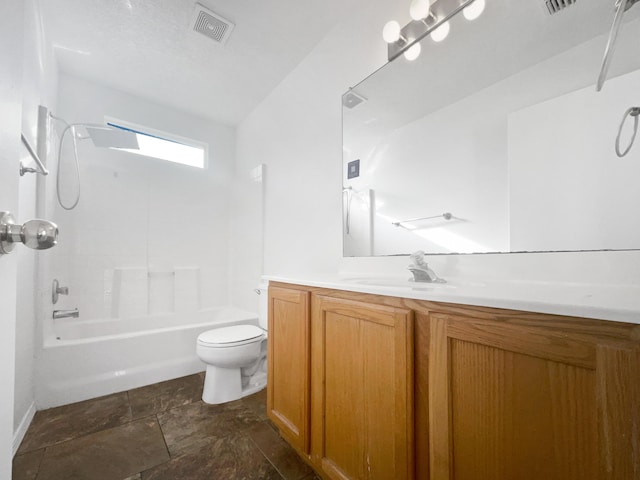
left=53, top=308, right=79, bottom=319
left=408, top=250, right=446, bottom=283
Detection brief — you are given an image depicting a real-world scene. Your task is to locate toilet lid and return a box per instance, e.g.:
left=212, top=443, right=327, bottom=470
left=197, top=325, right=265, bottom=346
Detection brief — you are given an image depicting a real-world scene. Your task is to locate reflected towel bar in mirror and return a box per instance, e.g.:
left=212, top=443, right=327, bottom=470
left=392, top=212, right=453, bottom=228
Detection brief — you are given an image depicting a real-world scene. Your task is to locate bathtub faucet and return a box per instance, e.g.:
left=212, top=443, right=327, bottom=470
left=53, top=308, right=79, bottom=319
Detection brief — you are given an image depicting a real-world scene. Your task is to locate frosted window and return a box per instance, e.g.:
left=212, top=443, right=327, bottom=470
left=106, top=120, right=207, bottom=169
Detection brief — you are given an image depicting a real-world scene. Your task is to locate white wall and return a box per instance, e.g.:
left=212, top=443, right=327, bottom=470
left=0, top=0, right=23, bottom=475
left=232, top=0, right=400, bottom=301
left=41, top=74, right=236, bottom=330
left=234, top=0, right=640, bottom=291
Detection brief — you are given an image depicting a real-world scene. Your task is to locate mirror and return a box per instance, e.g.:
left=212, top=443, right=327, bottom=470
left=343, top=0, right=640, bottom=257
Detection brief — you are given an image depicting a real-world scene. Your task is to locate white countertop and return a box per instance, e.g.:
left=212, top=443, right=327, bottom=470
left=264, top=274, right=640, bottom=324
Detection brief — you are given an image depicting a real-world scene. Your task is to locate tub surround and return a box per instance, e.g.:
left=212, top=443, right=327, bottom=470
left=264, top=274, right=640, bottom=324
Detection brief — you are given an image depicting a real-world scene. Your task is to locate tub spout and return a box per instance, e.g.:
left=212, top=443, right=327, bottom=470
left=53, top=308, right=79, bottom=319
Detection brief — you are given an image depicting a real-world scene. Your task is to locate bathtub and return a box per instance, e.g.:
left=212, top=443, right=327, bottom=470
left=35, top=307, right=259, bottom=409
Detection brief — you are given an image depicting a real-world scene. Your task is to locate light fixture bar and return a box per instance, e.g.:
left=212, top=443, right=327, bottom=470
left=388, top=0, right=478, bottom=61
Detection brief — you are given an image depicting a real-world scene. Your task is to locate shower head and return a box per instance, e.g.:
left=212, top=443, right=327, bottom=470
left=84, top=126, right=139, bottom=149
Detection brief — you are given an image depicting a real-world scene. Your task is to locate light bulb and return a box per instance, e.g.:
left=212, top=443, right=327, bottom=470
left=403, top=42, right=421, bottom=61
left=382, top=20, right=401, bottom=43
left=463, top=0, right=485, bottom=20
left=430, top=21, right=450, bottom=42
left=409, top=0, right=430, bottom=21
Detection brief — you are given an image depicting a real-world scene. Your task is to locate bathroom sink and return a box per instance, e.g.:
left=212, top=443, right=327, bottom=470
left=341, top=277, right=457, bottom=290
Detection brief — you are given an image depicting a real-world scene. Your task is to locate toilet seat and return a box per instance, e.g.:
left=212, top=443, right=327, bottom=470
left=197, top=325, right=265, bottom=348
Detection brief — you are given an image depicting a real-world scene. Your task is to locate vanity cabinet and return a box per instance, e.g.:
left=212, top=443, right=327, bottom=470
left=429, top=311, right=640, bottom=480
left=310, top=295, right=414, bottom=480
left=267, top=282, right=640, bottom=480
left=267, top=286, right=311, bottom=454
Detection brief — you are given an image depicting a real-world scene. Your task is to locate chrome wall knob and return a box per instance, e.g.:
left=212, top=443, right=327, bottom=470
left=52, top=279, right=69, bottom=304
left=0, top=211, right=58, bottom=254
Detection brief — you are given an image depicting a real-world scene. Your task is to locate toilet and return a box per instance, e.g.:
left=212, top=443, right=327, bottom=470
left=196, top=285, right=268, bottom=404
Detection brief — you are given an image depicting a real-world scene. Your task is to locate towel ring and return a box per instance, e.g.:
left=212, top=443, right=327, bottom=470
left=615, top=106, right=640, bottom=157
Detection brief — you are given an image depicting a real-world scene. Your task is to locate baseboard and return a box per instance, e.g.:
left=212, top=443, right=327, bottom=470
left=13, top=402, right=36, bottom=456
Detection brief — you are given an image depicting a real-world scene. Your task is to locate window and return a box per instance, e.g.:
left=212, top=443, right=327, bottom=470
left=105, top=117, right=208, bottom=169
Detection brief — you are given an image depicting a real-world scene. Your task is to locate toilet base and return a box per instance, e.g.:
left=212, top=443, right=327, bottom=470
left=242, top=371, right=267, bottom=398
left=202, top=364, right=241, bottom=404
left=201, top=366, right=267, bottom=405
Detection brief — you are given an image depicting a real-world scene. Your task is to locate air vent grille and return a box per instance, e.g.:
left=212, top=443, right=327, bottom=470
left=545, top=0, right=577, bottom=15
left=191, top=4, right=234, bottom=44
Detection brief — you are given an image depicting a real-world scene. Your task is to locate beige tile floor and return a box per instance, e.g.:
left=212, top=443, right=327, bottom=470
left=13, top=373, right=319, bottom=480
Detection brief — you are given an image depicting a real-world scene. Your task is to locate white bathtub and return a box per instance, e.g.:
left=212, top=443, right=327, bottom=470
left=35, top=307, right=259, bottom=409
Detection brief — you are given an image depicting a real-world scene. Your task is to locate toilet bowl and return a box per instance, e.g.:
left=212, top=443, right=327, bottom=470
left=196, top=284, right=268, bottom=404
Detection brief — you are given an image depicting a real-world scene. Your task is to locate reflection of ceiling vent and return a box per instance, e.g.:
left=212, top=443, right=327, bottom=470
left=191, top=3, right=235, bottom=44
left=545, top=0, right=577, bottom=15
left=343, top=91, right=367, bottom=109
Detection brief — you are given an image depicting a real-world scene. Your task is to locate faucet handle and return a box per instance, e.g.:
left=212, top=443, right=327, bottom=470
left=52, top=279, right=70, bottom=304
left=409, top=250, right=427, bottom=267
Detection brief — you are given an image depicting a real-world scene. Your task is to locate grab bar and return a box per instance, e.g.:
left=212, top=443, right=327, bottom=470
left=19, top=133, right=49, bottom=176
left=392, top=212, right=453, bottom=228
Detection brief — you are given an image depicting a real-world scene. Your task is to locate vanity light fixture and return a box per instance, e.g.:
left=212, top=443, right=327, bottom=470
left=404, top=42, right=422, bottom=61
left=383, top=0, right=484, bottom=61
left=430, top=21, right=450, bottom=42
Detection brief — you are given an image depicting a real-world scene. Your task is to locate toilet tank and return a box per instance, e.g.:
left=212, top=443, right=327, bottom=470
left=257, top=281, right=268, bottom=330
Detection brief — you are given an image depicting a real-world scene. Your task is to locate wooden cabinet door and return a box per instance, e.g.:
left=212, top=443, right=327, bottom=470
left=267, top=286, right=311, bottom=454
left=311, top=295, right=414, bottom=480
left=429, top=313, right=640, bottom=480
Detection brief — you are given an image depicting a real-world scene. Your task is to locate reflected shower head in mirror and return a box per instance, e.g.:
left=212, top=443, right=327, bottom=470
left=597, top=0, right=640, bottom=91
left=84, top=126, right=139, bottom=149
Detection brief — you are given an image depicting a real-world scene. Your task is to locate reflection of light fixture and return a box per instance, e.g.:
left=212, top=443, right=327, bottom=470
left=463, top=0, right=485, bottom=20
left=382, top=0, right=485, bottom=61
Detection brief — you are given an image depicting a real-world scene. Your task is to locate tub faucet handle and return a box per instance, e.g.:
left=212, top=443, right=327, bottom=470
left=52, top=279, right=69, bottom=304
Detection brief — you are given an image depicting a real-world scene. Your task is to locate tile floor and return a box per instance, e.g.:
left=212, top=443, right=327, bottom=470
left=12, top=373, right=319, bottom=480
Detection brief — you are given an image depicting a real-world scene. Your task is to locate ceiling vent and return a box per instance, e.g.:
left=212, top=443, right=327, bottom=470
left=545, top=0, right=578, bottom=15
left=191, top=3, right=235, bottom=44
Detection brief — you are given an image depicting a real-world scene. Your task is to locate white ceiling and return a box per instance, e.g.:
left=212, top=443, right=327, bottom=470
left=40, top=0, right=358, bottom=125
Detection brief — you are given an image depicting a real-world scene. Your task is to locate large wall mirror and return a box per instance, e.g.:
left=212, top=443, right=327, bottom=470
left=343, top=0, right=640, bottom=257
